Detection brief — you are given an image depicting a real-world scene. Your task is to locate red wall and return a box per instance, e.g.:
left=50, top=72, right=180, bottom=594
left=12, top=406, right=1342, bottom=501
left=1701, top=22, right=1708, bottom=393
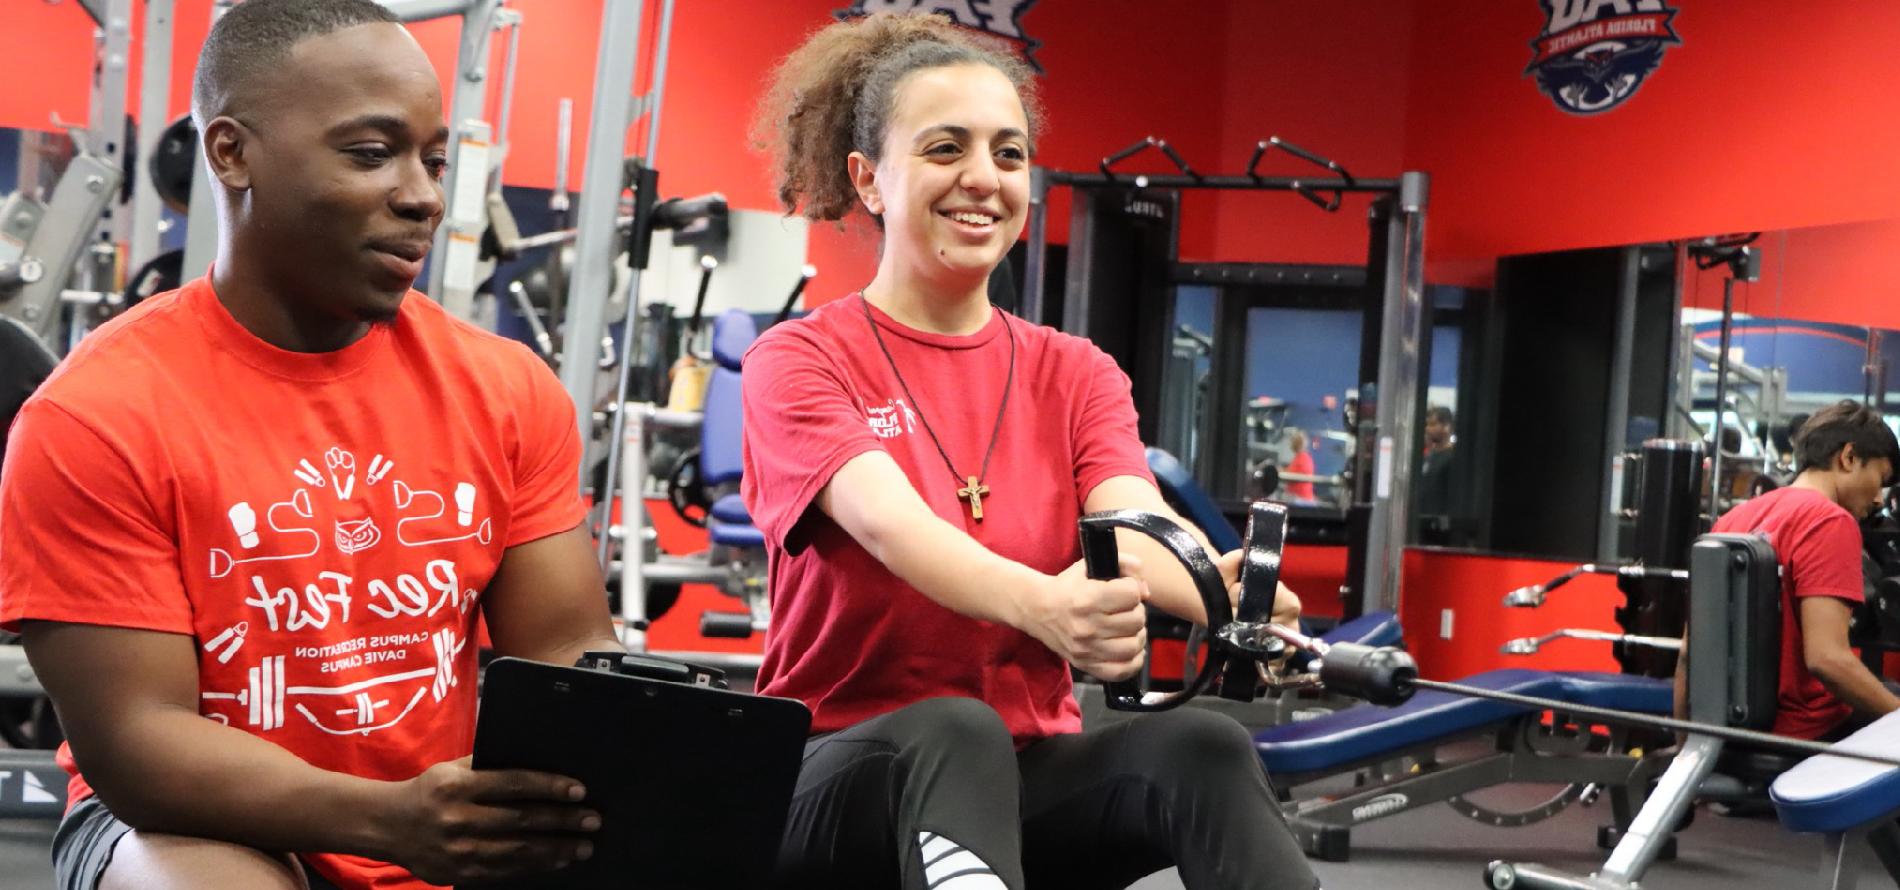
left=1197, top=0, right=1415, bottom=266
left=17, top=3, right=1900, bottom=309
left=1680, top=220, right=1900, bottom=332
left=1279, top=545, right=1626, bottom=681
left=1404, top=2, right=1900, bottom=270
left=5, top=0, right=1244, bottom=308
left=1399, top=550, right=1621, bottom=679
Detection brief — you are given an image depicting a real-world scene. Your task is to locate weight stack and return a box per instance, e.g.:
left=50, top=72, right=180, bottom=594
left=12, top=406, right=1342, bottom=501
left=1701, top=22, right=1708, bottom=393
left=1616, top=438, right=1703, bottom=677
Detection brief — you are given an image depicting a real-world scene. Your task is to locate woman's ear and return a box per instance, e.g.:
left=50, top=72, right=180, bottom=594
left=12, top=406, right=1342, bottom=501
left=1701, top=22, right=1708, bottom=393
left=848, top=151, right=883, bottom=216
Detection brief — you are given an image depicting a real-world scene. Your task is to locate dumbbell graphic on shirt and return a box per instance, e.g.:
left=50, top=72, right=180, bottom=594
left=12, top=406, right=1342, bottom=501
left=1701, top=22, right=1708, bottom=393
left=200, top=627, right=467, bottom=736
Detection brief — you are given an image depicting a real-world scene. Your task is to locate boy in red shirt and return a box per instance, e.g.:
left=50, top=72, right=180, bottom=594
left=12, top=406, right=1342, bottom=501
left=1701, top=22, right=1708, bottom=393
left=1680, top=400, right=1900, bottom=740
left=0, top=3, right=618, bottom=888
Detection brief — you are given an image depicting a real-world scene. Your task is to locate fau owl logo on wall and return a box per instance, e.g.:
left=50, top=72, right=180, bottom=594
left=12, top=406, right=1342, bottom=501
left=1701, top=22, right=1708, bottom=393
left=835, top=1, right=1044, bottom=70
left=1525, top=0, right=1682, bottom=115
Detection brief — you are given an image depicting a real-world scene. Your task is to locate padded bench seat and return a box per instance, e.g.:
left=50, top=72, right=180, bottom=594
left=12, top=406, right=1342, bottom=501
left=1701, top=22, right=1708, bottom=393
left=1256, top=669, right=1672, bottom=775
left=709, top=520, right=765, bottom=549
left=1315, top=611, right=1403, bottom=649
left=707, top=493, right=763, bottom=548
left=1772, top=711, right=1900, bottom=835
left=711, top=493, right=752, bottom=525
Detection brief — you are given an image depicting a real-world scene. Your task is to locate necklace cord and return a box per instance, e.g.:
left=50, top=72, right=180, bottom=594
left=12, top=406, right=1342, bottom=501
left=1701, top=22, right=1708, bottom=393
left=861, top=295, right=1016, bottom=491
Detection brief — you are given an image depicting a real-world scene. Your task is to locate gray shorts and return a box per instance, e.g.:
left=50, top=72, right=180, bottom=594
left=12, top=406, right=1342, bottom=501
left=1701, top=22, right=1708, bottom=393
left=50, top=795, right=342, bottom=890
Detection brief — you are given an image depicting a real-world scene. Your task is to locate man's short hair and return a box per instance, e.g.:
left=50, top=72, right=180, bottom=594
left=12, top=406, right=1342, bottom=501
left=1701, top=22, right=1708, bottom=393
left=1792, top=400, right=1900, bottom=481
left=1426, top=406, right=1454, bottom=426
left=192, top=0, right=400, bottom=127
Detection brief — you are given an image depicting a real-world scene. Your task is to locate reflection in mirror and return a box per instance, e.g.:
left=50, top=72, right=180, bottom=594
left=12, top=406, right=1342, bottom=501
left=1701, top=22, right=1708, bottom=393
left=1241, top=305, right=1360, bottom=513
left=1678, top=267, right=1900, bottom=517
left=1158, top=266, right=1368, bottom=516
left=1158, top=285, right=1216, bottom=485
left=1413, top=287, right=1471, bottom=546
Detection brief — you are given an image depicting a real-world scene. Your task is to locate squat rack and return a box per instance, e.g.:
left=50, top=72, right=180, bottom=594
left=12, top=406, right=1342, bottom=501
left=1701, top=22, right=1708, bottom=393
left=1020, top=137, right=1429, bottom=616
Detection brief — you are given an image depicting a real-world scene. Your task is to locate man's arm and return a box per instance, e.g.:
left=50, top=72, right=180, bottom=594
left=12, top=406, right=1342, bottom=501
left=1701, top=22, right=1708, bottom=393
left=819, top=451, right=1149, bottom=680
left=481, top=523, right=624, bottom=664
left=21, top=622, right=595, bottom=884
left=1800, top=596, right=1900, bottom=717
left=1083, top=475, right=1301, bottom=628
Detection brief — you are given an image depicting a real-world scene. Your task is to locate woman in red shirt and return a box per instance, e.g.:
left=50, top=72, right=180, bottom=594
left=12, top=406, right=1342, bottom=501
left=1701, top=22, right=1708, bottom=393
left=743, top=12, right=1317, bottom=890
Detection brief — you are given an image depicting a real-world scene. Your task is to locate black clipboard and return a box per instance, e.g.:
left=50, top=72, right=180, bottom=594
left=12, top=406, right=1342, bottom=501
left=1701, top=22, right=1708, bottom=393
left=468, top=657, right=811, bottom=890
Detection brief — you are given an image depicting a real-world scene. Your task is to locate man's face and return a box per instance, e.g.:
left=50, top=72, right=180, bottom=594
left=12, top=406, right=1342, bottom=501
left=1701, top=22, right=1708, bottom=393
left=237, top=23, right=447, bottom=322
left=1840, top=449, right=1893, bottom=519
left=1425, top=416, right=1450, bottom=447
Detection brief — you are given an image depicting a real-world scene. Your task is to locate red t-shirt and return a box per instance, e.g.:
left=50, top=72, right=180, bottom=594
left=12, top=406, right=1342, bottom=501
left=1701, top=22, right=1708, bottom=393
left=1284, top=449, right=1316, bottom=500
left=1710, top=486, right=1866, bottom=740
left=0, top=277, right=586, bottom=890
left=740, top=295, right=1154, bottom=745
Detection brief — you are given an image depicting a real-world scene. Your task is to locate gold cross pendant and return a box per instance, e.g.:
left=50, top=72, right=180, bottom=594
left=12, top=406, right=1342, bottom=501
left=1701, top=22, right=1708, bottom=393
left=957, top=475, right=991, bottom=522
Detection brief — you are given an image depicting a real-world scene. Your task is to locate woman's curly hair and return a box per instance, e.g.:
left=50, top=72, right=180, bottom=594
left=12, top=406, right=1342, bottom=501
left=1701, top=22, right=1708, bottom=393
left=752, top=12, right=1044, bottom=223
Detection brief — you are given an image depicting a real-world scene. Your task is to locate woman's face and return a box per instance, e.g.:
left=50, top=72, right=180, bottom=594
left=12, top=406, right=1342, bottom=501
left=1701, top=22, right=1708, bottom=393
left=857, top=63, right=1032, bottom=295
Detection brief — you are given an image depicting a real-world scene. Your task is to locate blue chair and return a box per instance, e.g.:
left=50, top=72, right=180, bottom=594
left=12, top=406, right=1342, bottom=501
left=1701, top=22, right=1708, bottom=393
left=702, top=310, right=764, bottom=551
left=691, top=310, right=768, bottom=638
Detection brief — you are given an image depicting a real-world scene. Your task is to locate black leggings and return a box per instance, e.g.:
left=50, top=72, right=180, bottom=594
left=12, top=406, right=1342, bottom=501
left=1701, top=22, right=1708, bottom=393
left=774, top=697, right=1320, bottom=890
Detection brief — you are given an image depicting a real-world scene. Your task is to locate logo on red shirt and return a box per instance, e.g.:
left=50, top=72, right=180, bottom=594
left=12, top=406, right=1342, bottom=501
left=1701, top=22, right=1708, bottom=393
left=866, top=398, right=917, bottom=439
left=200, top=445, right=492, bottom=737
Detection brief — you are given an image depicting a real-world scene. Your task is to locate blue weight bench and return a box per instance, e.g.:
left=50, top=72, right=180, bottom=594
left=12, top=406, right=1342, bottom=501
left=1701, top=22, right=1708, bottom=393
left=692, top=310, right=767, bottom=637
left=702, top=310, right=764, bottom=552
left=1772, top=711, right=1900, bottom=889
left=1146, top=444, right=1400, bottom=657
left=1147, top=445, right=1402, bottom=641
left=1147, top=447, right=1242, bottom=553
left=1256, top=668, right=1673, bottom=861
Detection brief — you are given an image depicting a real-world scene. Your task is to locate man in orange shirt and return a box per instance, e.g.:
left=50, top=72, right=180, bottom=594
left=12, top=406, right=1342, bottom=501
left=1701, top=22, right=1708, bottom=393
left=0, top=3, right=618, bottom=888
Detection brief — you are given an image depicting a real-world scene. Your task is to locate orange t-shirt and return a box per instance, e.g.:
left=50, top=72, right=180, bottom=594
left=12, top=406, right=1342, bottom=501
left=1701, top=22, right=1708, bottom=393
left=0, top=277, right=586, bottom=890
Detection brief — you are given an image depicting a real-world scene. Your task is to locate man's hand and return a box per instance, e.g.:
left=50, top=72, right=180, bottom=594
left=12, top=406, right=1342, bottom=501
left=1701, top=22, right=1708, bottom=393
left=1021, top=554, right=1150, bottom=681
left=376, top=757, right=600, bottom=885
left=1215, top=549, right=1303, bottom=627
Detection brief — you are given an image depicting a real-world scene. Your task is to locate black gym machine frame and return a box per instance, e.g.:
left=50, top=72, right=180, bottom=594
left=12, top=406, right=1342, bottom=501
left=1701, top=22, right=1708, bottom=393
left=1020, top=137, right=1429, bottom=620
left=1093, top=499, right=1900, bottom=890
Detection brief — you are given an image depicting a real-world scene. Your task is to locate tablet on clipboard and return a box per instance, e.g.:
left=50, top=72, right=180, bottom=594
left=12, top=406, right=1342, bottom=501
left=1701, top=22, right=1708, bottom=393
left=468, top=657, right=810, bottom=890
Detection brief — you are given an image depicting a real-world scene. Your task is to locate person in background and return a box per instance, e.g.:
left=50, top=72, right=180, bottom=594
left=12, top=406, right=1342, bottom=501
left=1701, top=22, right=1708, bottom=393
left=1283, top=429, right=1316, bottom=501
left=1676, top=400, right=1900, bottom=742
left=1416, top=405, right=1456, bottom=521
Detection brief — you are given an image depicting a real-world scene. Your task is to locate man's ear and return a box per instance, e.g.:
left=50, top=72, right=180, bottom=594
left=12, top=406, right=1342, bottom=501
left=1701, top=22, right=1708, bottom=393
left=202, top=116, right=254, bottom=192
left=848, top=151, right=882, bottom=216
left=1838, top=443, right=1862, bottom=473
